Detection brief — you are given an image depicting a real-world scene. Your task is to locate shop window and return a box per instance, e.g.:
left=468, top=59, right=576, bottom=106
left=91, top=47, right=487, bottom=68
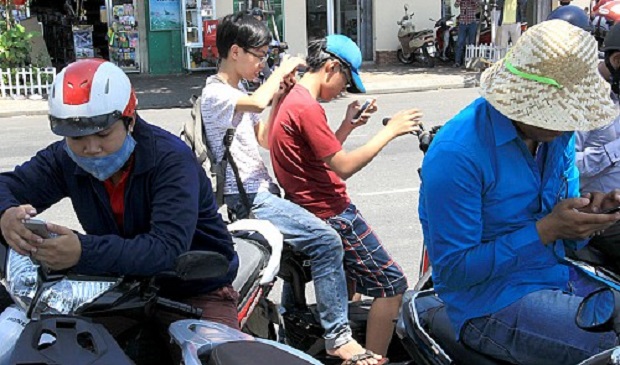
left=232, top=0, right=285, bottom=42
left=307, top=0, right=327, bottom=42
left=336, top=0, right=357, bottom=43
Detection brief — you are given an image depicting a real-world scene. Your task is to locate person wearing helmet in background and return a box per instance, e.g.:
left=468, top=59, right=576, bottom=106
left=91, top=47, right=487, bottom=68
left=0, top=59, right=240, bottom=339
left=547, top=3, right=593, bottom=30
left=572, top=22, right=620, bottom=270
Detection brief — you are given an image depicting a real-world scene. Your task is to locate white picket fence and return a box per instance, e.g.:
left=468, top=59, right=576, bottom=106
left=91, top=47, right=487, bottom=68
left=465, top=44, right=509, bottom=67
left=0, top=67, right=57, bottom=98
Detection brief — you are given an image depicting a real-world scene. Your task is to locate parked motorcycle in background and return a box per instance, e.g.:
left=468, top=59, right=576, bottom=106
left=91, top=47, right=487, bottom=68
left=397, top=4, right=437, bottom=68
left=432, top=15, right=457, bottom=62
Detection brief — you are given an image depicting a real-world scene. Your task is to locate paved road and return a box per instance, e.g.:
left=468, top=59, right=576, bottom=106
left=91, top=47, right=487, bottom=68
left=0, top=88, right=480, bottom=286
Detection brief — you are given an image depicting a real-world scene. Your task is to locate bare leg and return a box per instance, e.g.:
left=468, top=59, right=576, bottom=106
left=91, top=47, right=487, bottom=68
left=365, top=295, right=402, bottom=356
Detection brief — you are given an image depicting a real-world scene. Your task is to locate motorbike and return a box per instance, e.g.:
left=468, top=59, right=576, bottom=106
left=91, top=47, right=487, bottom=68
left=259, top=120, right=444, bottom=365
left=397, top=4, right=437, bottom=68
left=432, top=15, right=457, bottom=62
left=0, top=219, right=320, bottom=365
left=392, top=125, right=620, bottom=365
left=0, top=245, right=230, bottom=364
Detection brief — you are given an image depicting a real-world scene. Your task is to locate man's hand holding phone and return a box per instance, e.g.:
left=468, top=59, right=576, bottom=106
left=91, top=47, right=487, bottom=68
left=34, top=222, right=81, bottom=271
left=0, top=204, right=41, bottom=256
left=537, top=197, right=620, bottom=244
left=0, top=207, right=81, bottom=270
left=346, top=98, right=377, bottom=127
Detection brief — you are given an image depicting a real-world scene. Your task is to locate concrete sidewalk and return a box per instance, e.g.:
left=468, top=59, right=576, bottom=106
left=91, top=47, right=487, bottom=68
left=0, top=64, right=478, bottom=118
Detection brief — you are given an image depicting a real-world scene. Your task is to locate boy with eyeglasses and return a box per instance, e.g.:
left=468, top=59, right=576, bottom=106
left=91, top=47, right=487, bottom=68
left=201, top=14, right=386, bottom=365
left=269, top=34, right=422, bottom=361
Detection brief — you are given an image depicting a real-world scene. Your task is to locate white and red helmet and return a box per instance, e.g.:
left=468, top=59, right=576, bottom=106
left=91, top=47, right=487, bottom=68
left=48, top=58, right=137, bottom=137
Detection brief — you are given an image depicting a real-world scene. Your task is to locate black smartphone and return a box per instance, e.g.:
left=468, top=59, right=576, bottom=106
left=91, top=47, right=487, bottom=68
left=602, top=205, right=620, bottom=214
left=352, top=99, right=374, bottom=121
left=23, top=218, right=54, bottom=239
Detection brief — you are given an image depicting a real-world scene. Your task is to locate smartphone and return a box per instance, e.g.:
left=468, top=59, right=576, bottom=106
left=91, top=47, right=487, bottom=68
left=352, top=99, right=375, bottom=121
left=23, top=218, right=55, bottom=239
left=602, top=205, right=620, bottom=214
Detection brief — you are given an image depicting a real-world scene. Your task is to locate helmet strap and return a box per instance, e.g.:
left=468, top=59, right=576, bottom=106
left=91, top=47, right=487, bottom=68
left=605, top=56, right=620, bottom=95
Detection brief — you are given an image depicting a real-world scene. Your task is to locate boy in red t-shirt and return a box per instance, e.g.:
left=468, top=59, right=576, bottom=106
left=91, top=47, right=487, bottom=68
left=269, top=34, right=423, bottom=359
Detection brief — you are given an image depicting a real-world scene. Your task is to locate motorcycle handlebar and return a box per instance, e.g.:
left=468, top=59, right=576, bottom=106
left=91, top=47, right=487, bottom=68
left=382, top=117, right=441, bottom=153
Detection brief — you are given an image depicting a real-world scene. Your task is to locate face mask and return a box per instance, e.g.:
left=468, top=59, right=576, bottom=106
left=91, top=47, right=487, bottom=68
left=64, top=133, right=137, bottom=181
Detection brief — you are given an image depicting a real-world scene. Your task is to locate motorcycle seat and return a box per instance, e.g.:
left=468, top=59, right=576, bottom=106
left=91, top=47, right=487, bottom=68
left=413, top=30, right=433, bottom=38
left=416, top=293, right=511, bottom=365
left=231, top=236, right=269, bottom=296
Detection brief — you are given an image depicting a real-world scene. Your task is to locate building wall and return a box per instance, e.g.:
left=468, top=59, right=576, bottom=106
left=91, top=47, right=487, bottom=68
left=218, top=0, right=441, bottom=64
left=216, top=0, right=233, bottom=17
left=374, top=0, right=441, bottom=64
left=284, top=1, right=308, bottom=57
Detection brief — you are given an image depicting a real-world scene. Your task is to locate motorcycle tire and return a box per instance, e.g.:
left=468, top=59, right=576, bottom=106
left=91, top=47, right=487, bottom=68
left=446, top=44, right=456, bottom=61
left=422, top=47, right=435, bottom=68
left=397, top=49, right=415, bottom=64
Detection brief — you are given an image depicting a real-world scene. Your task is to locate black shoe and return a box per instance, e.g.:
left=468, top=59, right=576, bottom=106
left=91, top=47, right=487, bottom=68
left=453, top=63, right=461, bottom=68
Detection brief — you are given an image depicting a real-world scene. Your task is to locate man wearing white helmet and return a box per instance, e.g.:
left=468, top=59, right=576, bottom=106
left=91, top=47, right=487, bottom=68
left=0, top=59, right=239, bottom=331
left=419, top=20, right=620, bottom=363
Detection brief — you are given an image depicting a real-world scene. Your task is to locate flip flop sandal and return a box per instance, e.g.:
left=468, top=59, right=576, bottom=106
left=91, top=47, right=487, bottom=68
left=341, top=350, right=389, bottom=365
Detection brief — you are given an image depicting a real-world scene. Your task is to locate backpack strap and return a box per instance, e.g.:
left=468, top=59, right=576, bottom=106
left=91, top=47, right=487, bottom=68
left=220, top=129, right=255, bottom=219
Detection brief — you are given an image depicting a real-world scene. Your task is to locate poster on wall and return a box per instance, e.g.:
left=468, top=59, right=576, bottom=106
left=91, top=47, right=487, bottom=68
left=149, top=0, right=181, bottom=31
left=73, top=25, right=95, bottom=58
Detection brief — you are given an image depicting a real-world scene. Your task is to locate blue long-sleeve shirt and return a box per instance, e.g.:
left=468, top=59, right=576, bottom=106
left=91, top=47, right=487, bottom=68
left=419, top=98, right=582, bottom=339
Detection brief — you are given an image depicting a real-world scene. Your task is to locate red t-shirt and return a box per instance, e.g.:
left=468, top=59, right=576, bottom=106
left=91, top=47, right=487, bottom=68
left=269, top=85, right=350, bottom=219
left=103, top=156, right=135, bottom=231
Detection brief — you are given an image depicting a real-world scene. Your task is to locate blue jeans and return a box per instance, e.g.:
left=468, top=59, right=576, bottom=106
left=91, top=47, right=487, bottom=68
left=460, top=266, right=617, bottom=365
left=455, top=22, right=477, bottom=65
left=225, top=191, right=352, bottom=350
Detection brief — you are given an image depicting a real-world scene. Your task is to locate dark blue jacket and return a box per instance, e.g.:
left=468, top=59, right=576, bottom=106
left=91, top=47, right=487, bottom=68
left=496, top=0, right=528, bottom=26
left=0, top=117, right=238, bottom=298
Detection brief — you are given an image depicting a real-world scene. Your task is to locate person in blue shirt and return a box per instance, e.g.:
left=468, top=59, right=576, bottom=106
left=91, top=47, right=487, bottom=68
left=419, top=20, right=620, bottom=364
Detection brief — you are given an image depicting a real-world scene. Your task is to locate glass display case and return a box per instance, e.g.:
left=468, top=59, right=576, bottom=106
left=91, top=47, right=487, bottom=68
left=106, top=0, right=141, bottom=73
left=182, top=0, right=217, bottom=71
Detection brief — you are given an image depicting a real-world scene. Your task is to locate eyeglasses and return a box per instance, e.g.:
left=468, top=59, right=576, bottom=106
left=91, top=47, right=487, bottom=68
left=244, top=48, right=269, bottom=64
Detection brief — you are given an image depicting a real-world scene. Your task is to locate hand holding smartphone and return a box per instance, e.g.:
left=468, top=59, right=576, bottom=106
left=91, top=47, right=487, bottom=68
left=23, top=218, right=57, bottom=239
left=602, top=205, right=620, bottom=214
left=352, top=98, right=376, bottom=121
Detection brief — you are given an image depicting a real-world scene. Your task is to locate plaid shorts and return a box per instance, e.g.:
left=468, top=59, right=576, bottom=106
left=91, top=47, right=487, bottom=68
left=326, top=203, right=408, bottom=298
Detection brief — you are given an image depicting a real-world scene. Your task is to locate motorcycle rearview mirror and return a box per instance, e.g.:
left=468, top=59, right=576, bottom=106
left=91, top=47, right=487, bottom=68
left=404, top=4, right=409, bottom=12
left=576, top=288, right=620, bottom=333
left=173, top=251, right=229, bottom=281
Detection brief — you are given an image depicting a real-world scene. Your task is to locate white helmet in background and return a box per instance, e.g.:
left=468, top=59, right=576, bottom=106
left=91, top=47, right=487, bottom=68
left=48, top=58, right=137, bottom=137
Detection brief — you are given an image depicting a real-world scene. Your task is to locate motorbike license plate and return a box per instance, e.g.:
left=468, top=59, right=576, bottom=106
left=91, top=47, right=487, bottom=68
left=426, top=44, right=437, bottom=57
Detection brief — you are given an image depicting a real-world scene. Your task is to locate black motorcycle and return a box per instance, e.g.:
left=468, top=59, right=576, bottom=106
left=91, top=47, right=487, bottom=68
left=0, top=244, right=230, bottom=364
left=0, top=223, right=321, bottom=365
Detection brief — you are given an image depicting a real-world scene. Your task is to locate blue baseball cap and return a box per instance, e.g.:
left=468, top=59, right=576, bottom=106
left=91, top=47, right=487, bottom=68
left=324, top=34, right=366, bottom=94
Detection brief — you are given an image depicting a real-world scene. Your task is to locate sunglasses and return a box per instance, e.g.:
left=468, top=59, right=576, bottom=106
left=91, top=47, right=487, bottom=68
left=323, top=50, right=352, bottom=88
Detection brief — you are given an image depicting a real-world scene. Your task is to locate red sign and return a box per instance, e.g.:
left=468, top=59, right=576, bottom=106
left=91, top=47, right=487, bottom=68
left=202, top=19, right=219, bottom=60
left=1, top=0, right=27, bottom=5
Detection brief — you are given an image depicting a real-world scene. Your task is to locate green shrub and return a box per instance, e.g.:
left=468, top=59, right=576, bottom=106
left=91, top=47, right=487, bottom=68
left=0, top=23, right=35, bottom=68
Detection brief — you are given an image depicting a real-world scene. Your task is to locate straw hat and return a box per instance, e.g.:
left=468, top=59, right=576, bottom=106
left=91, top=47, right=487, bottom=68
left=480, top=19, right=616, bottom=131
